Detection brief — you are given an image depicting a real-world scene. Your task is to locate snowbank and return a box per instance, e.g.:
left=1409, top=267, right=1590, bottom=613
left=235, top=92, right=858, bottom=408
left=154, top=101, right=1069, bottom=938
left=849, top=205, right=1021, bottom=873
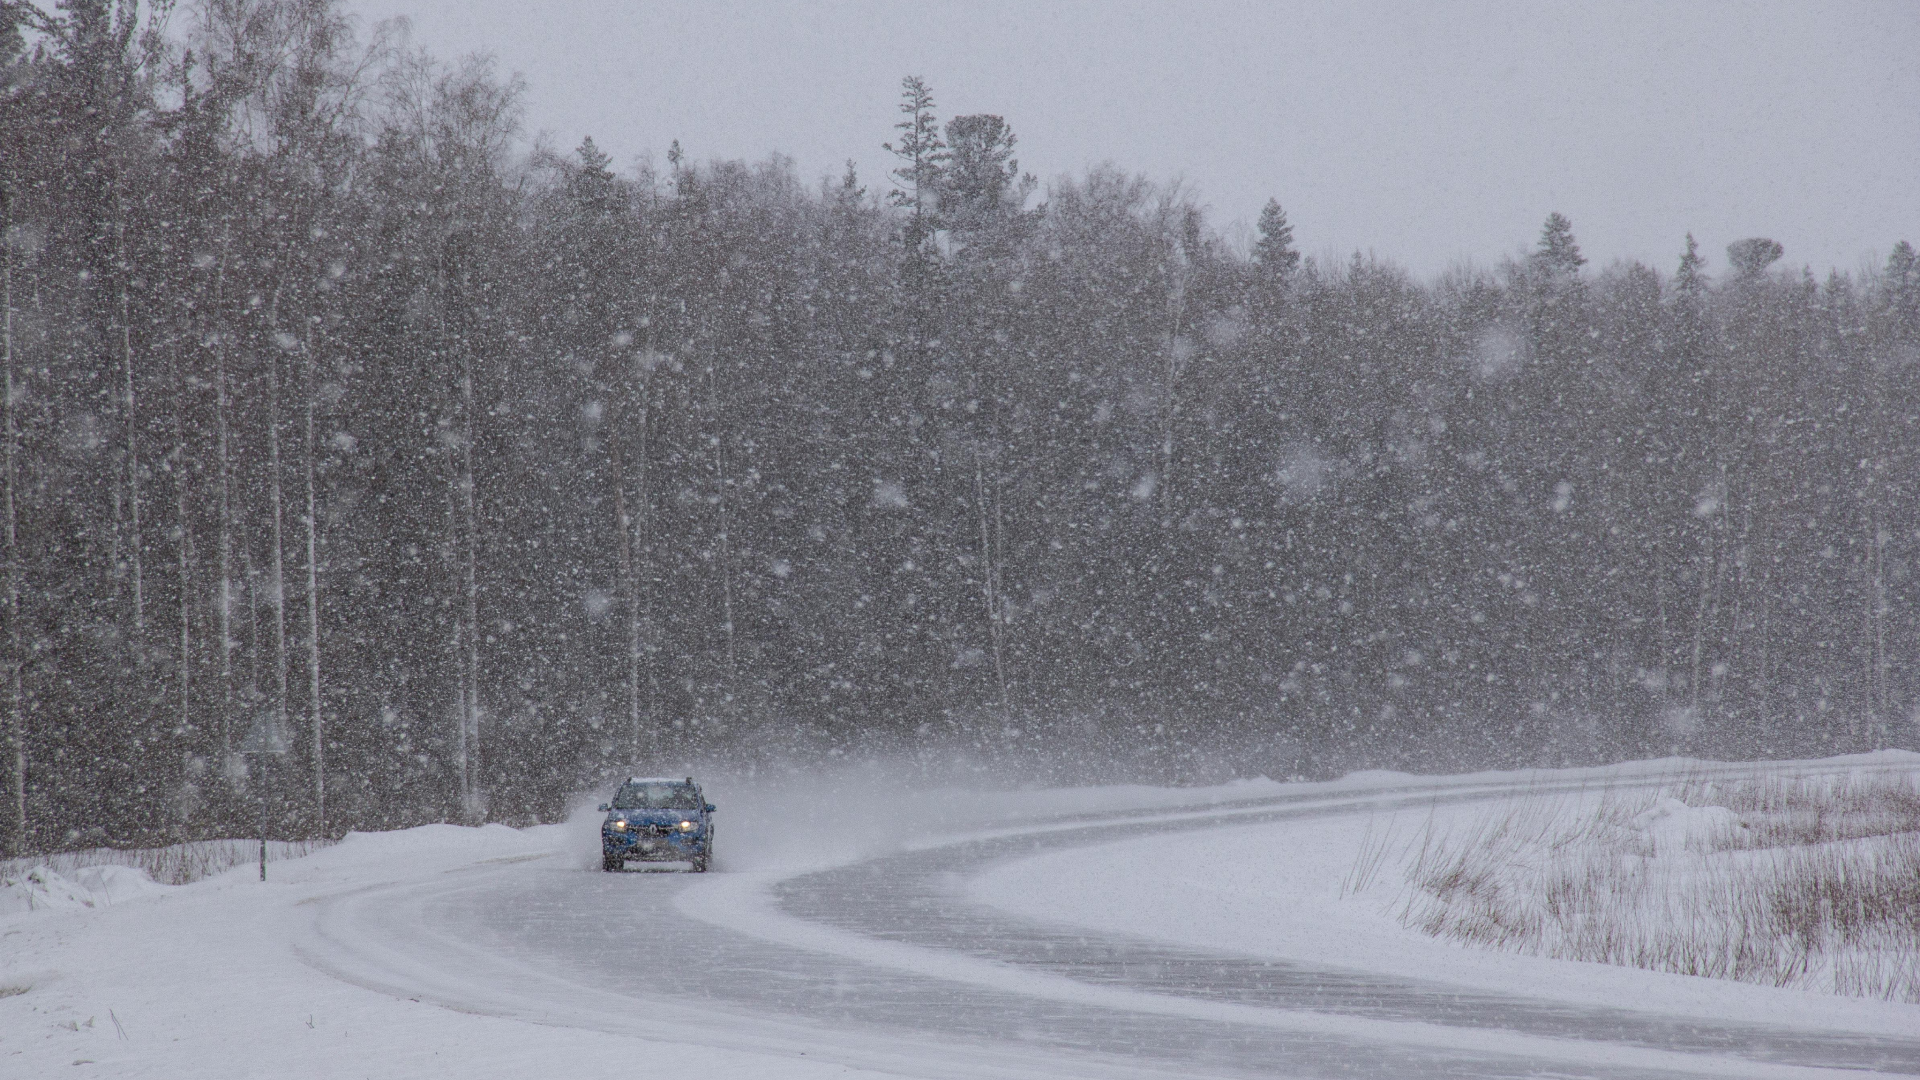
left=1628, top=796, right=1748, bottom=854
left=0, top=864, right=167, bottom=920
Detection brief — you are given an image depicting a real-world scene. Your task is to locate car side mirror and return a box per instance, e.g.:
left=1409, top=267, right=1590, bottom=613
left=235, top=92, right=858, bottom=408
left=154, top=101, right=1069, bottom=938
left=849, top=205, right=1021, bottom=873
left=705, top=804, right=716, bottom=813
left=597, top=803, right=610, bottom=812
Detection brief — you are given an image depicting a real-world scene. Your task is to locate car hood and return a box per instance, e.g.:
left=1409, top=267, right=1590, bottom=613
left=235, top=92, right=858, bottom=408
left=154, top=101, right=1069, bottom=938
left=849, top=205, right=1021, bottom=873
left=604, top=808, right=701, bottom=827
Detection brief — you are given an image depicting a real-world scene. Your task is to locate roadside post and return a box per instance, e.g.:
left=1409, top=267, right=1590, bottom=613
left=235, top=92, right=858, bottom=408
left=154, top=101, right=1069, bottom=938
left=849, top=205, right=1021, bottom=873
left=237, top=714, right=291, bottom=881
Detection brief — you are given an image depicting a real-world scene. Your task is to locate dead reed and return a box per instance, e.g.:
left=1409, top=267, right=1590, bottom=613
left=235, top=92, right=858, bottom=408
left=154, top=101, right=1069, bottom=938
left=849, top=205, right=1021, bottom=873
left=1391, top=769, right=1920, bottom=1002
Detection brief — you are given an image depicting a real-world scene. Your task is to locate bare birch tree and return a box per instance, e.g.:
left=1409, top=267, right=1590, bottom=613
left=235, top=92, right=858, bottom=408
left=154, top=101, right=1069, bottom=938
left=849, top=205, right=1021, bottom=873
left=457, top=308, right=481, bottom=817
left=1158, top=225, right=1194, bottom=528
left=620, top=333, right=662, bottom=761
left=2, top=184, right=25, bottom=857
left=302, top=319, right=325, bottom=829
left=210, top=253, right=238, bottom=765
left=166, top=282, right=194, bottom=755
left=612, top=348, right=658, bottom=762
left=707, top=345, right=737, bottom=681
left=266, top=315, right=292, bottom=764
left=972, top=447, right=1010, bottom=716
left=368, top=46, right=520, bottom=819
left=115, top=191, right=144, bottom=638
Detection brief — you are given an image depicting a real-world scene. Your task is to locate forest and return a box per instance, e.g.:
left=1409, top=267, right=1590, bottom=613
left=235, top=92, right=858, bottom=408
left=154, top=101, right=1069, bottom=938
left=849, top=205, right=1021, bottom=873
left=2, top=0, right=1917, bottom=855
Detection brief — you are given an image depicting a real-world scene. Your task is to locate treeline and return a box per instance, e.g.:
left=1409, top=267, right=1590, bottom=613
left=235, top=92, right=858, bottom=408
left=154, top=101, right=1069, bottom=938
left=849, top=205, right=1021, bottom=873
left=3, top=2, right=1917, bottom=854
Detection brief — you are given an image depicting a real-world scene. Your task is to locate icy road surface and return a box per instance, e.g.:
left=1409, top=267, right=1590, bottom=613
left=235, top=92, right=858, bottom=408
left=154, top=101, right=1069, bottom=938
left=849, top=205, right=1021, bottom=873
left=294, top=762, right=1920, bottom=1080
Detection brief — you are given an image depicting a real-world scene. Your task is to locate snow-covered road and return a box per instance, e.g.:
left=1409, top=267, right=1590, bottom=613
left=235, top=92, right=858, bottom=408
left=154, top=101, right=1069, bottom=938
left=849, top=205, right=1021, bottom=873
left=294, top=763, right=1920, bottom=1079
left=7, top=758, right=1918, bottom=1078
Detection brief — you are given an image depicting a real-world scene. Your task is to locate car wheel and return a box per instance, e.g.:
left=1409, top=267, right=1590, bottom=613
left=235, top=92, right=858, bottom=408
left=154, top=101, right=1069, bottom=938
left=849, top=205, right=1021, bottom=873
left=691, top=856, right=710, bottom=873
left=602, top=852, right=622, bottom=872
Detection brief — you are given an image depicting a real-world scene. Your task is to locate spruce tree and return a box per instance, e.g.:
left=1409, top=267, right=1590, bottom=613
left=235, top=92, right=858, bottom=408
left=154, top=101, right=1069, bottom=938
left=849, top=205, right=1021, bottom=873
left=882, top=75, right=947, bottom=251
left=567, top=136, right=618, bottom=213
left=1252, top=198, right=1300, bottom=278
left=942, top=114, right=1029, bottom=239
left=1675, top=232, right=1708, bottom=301
left=1726, top=237, right=1783, bottom=279
left=1887, top=240, right=1918, bottom=339
left=1532, top=211, right=1586, bottom=278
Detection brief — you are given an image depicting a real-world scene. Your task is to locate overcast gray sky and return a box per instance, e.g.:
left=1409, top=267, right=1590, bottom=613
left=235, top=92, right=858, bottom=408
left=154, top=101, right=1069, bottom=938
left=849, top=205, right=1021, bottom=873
left=349, top=0, right=1917, bottom=279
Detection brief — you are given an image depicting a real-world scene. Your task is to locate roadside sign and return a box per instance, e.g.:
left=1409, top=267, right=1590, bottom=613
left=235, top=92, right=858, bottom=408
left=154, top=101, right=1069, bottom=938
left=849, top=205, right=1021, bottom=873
left=238, top=713, right=291, bottom=755
left=239, top=713, right=292, bottom=883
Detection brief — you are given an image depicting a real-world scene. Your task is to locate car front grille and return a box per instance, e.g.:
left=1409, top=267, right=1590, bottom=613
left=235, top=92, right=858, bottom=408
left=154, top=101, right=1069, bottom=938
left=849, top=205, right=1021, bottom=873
left=613, top=822, right=679, bottom=837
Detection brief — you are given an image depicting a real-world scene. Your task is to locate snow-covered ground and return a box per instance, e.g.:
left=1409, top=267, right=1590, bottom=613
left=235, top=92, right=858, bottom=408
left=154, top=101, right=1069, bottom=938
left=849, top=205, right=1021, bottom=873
left=2, top=821, right=862, bottom=1079
left=0, top=770, right=1290, bottom=1079
left=970, top=752, right=1920, bottom=1041
left=3, top=756, right=1916, bottom=1078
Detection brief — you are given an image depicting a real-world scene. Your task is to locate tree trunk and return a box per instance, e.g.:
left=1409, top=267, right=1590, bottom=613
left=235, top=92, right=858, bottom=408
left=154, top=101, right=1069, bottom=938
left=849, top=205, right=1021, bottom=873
left=1727, top=481, right=1751, bottom=733
left=267, top=336, right=291, bottom=782
left=213, top=274, right=236, bottom=765
left=432, top=240, right=482, bottom=821
left=3, top=190, right=25, bottom=857
left=613, top=367, right=655, bottom=765
left=1649, top=478, right=1670, bottom=695
left=1755, top=585, right=1772, bottom=746
left=973, top=448, right=1009, bottom=717
left=1688, top=467, right=1725, bottom=718
left=116, top=195, right=145, bottom=638
left=167, top=297, right=193, bottom=766
left=458, top=332, right=481, bottom=819
left=303, top=323, right=325, bottom=832
left=1688, top=527, right=1712, bottom=717
left=444, top=480, right=468, bottom=806
left=1866, top=501, right=1887, bottom=750
left=243, top=552, right=263, bottom=713
left=1159, top=270, right=1189, bottom=528
left=707, top=353, right=736, bottom=681
left=613, top=433, right=635, bottom=759
left=630, top=348, right=656, bottom=760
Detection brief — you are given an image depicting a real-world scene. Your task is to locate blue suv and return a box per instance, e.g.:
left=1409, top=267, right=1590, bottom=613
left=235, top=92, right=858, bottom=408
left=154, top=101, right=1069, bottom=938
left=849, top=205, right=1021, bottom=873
left=600, top=777, right=715, bottom=872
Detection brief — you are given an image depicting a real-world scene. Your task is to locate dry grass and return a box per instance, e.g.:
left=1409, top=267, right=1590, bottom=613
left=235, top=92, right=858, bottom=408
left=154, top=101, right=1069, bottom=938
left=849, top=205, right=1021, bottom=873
left=1340, top=816, right=1399, bottom=899
left=1392, top=769, right=1920, bottom=1002
left=0, top=837, right=333, bottom=886
left=1669, top=771, right=1920, bottom=850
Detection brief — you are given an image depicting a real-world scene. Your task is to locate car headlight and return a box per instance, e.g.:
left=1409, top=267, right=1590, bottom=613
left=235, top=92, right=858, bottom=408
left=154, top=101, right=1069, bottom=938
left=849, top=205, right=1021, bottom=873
left=678, top=820, right=695, bottom=832
left=609, top=820, right=627, bottom=831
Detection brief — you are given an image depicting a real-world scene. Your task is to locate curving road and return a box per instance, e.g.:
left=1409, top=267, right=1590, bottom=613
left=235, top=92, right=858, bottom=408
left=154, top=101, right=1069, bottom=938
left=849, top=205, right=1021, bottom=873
left=298, top=772, right=1920, bottom=1079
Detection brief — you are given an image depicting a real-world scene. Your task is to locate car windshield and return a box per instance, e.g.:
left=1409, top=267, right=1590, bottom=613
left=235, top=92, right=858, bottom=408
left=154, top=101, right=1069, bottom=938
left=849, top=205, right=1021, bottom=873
left=612, top=782, right=700, bottom=810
